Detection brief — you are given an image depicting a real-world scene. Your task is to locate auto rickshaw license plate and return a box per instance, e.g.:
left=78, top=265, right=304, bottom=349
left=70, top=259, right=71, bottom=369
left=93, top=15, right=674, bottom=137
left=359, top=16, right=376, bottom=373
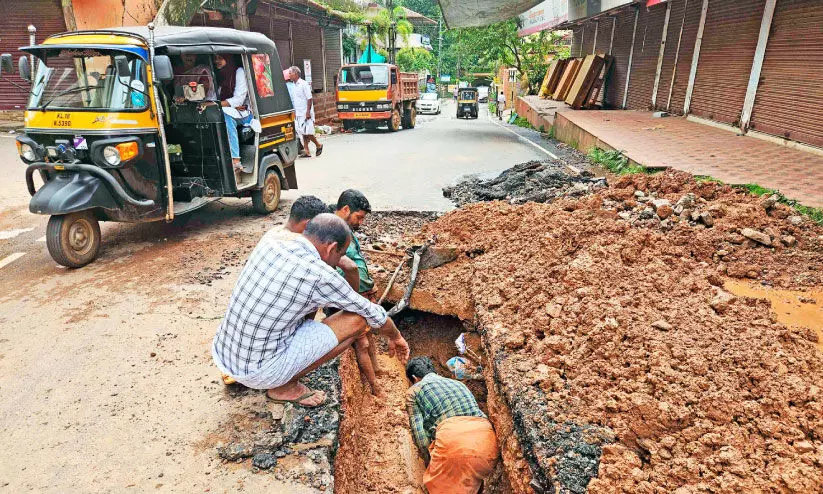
left=352, top=112, right=373, bottom=119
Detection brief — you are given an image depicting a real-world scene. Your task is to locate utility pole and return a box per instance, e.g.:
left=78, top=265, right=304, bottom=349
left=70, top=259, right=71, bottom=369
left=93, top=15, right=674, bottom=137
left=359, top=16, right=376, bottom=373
left=386, top=0, right=395, bottom=64
left=437, top=16, right=442, bottom=94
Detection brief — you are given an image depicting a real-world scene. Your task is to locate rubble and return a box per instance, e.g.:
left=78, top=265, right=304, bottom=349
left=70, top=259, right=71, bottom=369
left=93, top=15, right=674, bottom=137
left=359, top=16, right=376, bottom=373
left=442, top=160, right=606, bottom=206
left=389, top=168, right=823, bottom=493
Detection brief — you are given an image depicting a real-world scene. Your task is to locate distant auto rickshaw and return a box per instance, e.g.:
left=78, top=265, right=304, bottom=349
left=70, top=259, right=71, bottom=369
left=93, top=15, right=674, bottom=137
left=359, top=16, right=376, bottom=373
left=1, top=25, right=299, bottom=267
left=456, top=88, right=479, bottom=119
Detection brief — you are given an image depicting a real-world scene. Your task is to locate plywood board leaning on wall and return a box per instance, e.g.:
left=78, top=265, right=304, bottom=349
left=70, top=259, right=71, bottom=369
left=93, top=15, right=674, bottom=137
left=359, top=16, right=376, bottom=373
left=539, top=59, right=568, bottom=99
left=553, top=59, right=582, bottom=100
left=565, top=54, right=606, bottom=109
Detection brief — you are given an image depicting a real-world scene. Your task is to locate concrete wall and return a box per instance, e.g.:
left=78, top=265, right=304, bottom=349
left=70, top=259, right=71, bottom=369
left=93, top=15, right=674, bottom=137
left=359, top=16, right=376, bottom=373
left=70, top=0, right=158, bottom=29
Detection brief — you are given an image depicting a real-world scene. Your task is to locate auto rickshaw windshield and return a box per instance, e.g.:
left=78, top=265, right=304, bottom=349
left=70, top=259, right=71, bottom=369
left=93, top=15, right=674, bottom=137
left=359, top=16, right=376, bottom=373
left=28, top=48, right=149, bottom=111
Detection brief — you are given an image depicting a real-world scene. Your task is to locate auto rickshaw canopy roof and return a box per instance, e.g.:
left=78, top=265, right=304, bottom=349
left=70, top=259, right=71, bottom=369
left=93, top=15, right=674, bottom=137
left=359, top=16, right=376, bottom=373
left=117, top=26, right=274, bottom=56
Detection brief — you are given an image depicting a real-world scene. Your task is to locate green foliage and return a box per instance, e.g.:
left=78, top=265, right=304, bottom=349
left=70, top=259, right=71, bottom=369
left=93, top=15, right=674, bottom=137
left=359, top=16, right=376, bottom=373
left=397, top=47, right=435, bottom=72
left=547, top=125, right=555, bottom=139
left=398, top=0, right=440, bottom=19
left=693, top=175, right=724, bottom=184
left=733, top=184, right=823, bottom=225
left=587, top=147, right=648, bottom=175
left=512, top=116, right=534, bottom=130
left=342, top=32, right=358, bottom=59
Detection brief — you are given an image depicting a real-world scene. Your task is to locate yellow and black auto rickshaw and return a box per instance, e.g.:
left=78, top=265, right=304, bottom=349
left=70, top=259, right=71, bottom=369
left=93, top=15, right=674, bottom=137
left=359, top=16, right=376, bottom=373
left=0, top=25, right=298, bottom=267
left=456, top=87, right=479, bottom=119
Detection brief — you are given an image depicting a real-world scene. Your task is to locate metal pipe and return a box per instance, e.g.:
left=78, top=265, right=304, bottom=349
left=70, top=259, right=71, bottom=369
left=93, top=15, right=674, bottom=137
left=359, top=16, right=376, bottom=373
left=740, top=0, right=777, bottom=131
left=622, top=7, right=640, bottom=109
left=684, top=0, right=709, bottom=115
left=651, top=1, right=672, bottom=109
left=28, top=25, right=36, bottom=82
left=147, top=22, right=175, bottom=220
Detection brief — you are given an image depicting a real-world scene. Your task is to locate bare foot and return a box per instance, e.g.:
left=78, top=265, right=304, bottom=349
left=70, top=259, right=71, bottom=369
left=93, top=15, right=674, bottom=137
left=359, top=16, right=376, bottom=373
left=232, top=160, right=243, bottom=171
left=375, top=367, right=390, bottom=378
left=267, top=382, right=326, bottom=407
left=370, top=383, right=385, bottom=399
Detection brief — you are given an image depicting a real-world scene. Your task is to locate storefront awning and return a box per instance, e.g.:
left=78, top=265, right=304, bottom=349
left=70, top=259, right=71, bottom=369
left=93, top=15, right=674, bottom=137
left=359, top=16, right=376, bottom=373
left=437, top=0, right=543, bottom=28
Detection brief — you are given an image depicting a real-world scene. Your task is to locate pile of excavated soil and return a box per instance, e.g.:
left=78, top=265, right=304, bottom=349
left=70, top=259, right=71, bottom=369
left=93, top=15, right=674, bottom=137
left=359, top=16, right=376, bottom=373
left=383, top=170, right=823, bottom=493
left=443, top=160, right=606, bottom=207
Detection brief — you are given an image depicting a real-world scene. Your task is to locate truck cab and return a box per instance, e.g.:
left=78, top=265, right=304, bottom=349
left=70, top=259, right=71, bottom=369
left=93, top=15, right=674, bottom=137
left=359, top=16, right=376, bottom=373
left=336, top=63, right=417, bottom=132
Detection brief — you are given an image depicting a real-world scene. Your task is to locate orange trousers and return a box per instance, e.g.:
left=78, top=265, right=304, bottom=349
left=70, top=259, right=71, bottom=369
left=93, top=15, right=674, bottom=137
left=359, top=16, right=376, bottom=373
left=423, top=416, right=499, bottom=494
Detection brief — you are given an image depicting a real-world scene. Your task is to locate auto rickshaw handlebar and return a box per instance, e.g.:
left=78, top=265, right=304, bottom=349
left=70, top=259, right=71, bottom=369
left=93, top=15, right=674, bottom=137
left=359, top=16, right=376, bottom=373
left=25, top=162, right=156, bottom=208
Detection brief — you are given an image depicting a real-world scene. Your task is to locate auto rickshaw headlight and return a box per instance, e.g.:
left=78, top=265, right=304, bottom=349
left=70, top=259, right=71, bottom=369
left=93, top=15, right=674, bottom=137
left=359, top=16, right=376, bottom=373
left=17, top=142, right=36, bottom=162
left=102, top=145, right=121, bottom=166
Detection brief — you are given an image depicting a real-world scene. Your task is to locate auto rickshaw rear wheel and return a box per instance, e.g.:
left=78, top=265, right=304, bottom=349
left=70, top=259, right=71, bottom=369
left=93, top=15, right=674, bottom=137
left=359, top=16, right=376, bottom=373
left=252, top=168, right=282, bottom=214
left=388, top=108, right=401, bottom=132
left=46, top=211, right=101, bottom=268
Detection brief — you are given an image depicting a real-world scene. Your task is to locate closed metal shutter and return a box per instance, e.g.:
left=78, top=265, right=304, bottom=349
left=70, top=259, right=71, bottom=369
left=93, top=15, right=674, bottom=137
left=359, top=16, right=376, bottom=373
left=581, top=21, right=596, bottom=55
left=594, top=19, right=612, bottom=54
left=667, top=0, right=702, bottom=114
left=272, top=19, right=292, bottom=70
left=749, top=0, right=823, bottom=147
left=625, top=3, right=667, bottom=110
left=291, top=22, right=324, bottom=91
left=689, top=0, right=764, bottom=126
left=654, top=0, right=686, bottom=110
left=571, top=27, right=584, bottom=57
left=323, top=27, right=342, bottom=90
left=605, top=8, right=638, bottom=108
left=0, top=0, right=67, bottom=110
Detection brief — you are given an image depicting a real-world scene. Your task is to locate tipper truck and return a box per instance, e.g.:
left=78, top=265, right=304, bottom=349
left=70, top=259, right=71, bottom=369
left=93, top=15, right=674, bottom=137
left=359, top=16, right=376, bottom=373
left=336, top=63, right=419, bottom=132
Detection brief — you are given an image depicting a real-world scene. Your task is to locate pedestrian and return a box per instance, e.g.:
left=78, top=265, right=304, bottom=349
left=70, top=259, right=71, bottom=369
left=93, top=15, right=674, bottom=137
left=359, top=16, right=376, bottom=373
left=332, top=189, right=384, bottom=395
left=215, top=54, right=252, bottom=172
left=496, top=91, right=506, bottom=120
left=288, top=66, right=324, bottom=158
left=212, top=213, right=409, bottom=407
left=405, top=356, right=499, bottom=493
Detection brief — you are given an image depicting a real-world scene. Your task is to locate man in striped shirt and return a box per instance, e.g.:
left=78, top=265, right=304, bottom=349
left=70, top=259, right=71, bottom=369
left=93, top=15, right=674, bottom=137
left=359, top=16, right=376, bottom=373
left=406, top=357, right=499, bottom=493
left=213, top=213, right=409, bottom=407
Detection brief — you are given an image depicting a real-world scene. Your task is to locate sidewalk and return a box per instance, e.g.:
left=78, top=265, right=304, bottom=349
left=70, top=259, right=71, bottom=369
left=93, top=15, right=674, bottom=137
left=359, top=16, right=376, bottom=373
left=552, top=110, right=823, bottom=208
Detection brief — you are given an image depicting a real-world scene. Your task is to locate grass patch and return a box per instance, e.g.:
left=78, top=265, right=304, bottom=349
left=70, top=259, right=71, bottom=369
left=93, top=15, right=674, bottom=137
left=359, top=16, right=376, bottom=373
left=694, top=175, right=724, bottom=184
left=733, top=183, right=823, bottom=225
left=547, top=125, right=556, bottom=139
left=587, top=147, right=648, bottom=175
left=512, top=116, right=534, bottom=130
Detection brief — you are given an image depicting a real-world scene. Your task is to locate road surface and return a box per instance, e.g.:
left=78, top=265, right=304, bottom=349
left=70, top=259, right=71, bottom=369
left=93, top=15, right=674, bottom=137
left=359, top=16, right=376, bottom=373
left=0, top=100, right=554, bottom=492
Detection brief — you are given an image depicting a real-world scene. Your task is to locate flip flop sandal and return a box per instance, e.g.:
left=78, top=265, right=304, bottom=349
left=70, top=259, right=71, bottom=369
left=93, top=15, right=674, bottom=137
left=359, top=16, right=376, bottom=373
left=266, top=390, right=326, bottom=408
left=316, top=145, right=324, bottom=157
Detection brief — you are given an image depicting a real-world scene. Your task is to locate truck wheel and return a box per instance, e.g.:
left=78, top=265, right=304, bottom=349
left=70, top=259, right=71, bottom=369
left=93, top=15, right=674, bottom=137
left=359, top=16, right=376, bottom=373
left=403, top=107, right=417, bottom=129
left=388, top=109, right=401, bottom=132
left=252, top=168, right=282, bottom=214
left=46, top=211, right=101, bottom=268
left=342, top=120, right=355, bottom=131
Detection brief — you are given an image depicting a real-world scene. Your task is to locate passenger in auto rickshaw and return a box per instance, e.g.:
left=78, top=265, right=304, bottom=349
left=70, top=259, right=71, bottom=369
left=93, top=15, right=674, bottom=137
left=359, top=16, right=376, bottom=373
left=172, top=53, right=215, bottom=103
left=215, top=53, right=252, bottom=172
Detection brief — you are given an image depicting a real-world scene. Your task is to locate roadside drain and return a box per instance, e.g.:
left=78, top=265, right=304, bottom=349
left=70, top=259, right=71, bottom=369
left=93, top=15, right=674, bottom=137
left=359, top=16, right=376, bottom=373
left=334, top=310, right=509, bottom=493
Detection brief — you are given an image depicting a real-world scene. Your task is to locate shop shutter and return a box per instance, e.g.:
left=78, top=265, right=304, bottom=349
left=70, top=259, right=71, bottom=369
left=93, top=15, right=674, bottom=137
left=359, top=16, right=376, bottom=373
left=604, top=8, right=638, bottom=108
left=0, top=0, right=67, bottom=110
left=749, top=0, right=823, bottom=147
left=625, top=3, right=667, bottom=110
left=689, top=0, right=764, bottom=126
left=323, top=27, right=342, bottom=90
left=570, top=27, right=583, bottom=58
left=271, top=19, right=293, bottom=70
left=291, top=22, right=324, bottom=91
left=667, top=0, right=702, bottom=114
left=594, top=18, right=613, bottom=55
left=654, top=0, right=686, bottom=110
left=581, top=21, right=596, bottom=55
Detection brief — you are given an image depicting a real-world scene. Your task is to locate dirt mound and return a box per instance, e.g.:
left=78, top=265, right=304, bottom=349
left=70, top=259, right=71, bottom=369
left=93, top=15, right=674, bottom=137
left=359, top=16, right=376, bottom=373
left=406, top=170, right=823, bottom=492
left=443, top=160, right=606, bottom=207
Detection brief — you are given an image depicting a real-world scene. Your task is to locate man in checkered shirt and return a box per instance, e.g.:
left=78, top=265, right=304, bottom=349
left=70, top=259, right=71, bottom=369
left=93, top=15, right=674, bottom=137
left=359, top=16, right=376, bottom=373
left=212, top=213, right=409, bottom=407
left=406, top=356, right=499, bottom=493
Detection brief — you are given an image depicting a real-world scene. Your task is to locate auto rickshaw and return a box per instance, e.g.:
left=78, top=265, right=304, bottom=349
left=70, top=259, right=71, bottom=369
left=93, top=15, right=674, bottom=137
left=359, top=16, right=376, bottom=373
left=0, top=25, right=298, bottom=267
left=456, top=87, right=479, bottom=119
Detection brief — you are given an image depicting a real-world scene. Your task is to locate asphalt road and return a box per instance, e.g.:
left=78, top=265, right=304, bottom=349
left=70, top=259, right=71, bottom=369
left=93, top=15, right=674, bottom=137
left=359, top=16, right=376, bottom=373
left=0, top=99, right=554, bottom=492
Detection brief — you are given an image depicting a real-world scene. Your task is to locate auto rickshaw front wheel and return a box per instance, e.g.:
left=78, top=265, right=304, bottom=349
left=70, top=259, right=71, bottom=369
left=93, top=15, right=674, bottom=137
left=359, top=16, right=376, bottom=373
left=46, top=211, right=102, bottom=268
left=252, top=168, right=282, bottom=214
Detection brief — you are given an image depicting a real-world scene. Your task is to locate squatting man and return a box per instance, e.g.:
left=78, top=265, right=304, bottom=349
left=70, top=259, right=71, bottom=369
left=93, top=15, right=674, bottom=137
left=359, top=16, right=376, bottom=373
left=212, top=213, right=409, bottom=407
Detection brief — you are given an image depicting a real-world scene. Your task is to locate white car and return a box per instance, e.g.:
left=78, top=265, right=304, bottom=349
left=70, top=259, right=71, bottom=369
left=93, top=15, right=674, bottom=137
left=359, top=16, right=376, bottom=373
left=416, top=93, right=441, bottom=114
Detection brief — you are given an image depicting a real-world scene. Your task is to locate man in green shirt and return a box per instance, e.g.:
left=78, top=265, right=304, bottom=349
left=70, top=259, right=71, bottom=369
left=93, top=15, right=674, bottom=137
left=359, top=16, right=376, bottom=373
left=334, top=189, right=383, bottom=394
left=405, top=357, right=499, bottom=493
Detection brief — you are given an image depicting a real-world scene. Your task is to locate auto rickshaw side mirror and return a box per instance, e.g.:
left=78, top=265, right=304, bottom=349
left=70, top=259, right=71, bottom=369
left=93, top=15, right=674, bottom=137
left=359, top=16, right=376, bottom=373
left=18, top=56, right=31, bottom=81
left=114, top=55, right=131, bottom=80
left=153, top=55, right=173, bottom=81
left=0, top=54, right=13, bottom=78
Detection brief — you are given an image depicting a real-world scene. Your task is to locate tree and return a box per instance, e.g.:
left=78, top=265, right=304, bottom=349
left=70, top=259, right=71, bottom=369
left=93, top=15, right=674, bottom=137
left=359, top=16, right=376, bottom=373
left=396, top=47, right=435, bottom=73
